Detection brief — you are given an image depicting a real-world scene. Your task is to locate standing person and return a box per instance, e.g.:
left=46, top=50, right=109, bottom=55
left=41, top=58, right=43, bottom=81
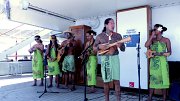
left=60, top=31, right=76, bottom=91
left=28, top=35, right=44, bottom=86
left=46, top=35, right=61, bottom=88
left=80, top=30, right=97, bottom=93
left=93, top=18, right=125, bottom=101
left=145, top=24, right=171, bottom=101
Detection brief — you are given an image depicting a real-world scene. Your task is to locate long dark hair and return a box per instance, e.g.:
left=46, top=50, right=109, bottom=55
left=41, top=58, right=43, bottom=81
left=48, top=35, right=58, bottom=57
left=102, top=18, right=113, bottom=32
left=86, top=30, right=96, bottom=36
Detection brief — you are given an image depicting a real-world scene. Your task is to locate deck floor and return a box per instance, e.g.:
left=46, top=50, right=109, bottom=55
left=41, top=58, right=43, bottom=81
left=0, top=74, right=171, bottom=101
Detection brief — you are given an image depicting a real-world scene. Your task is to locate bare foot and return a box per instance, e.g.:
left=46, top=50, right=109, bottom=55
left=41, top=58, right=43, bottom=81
left=70, top=86, right=76, bottom=91
left=32, top=83, right=37, bottom=86
left=87, top=89, right=96, bottom=94
left=56, top=84, right=60, bottom=88
left=48, top=84, right=53, bottom=88
left=39, top=83, right=44, bottom=86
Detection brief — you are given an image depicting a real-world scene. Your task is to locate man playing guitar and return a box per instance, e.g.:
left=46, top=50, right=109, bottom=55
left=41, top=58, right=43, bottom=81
left=59, top=31, right=77, bottom=91
left=93, top=18, right=125, bottom=101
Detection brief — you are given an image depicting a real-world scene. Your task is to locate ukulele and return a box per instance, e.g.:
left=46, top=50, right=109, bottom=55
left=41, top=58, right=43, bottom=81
left=146, top=49, right=170, bottom=58
left=57, top=41, right=70, bottom=62
left=98, top=36, right=131, bottom=55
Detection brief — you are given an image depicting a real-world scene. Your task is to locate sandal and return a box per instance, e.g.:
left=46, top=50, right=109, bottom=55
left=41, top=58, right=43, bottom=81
left=70, top=86, right=76, bottom=91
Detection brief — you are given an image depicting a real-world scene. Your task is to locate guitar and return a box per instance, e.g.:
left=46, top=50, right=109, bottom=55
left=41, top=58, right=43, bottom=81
left=146, top=49, right=170, bottom=58
left=57, top=42, right=70, bottom=62
left=57, top=47, right=65, bottom=62
left=98, top=36, right=131, bottom=55
left=78, top=40, right=95, bottom=61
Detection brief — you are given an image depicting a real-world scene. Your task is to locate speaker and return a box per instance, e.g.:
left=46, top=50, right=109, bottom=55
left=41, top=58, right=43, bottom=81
left=169, top=82, right=180, bottom=101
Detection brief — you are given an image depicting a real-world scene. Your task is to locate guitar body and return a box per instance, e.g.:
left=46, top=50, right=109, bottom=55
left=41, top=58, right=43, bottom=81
left=57, top=47, right=66, bottom=62
left=57, top=41, right=70, bottom=62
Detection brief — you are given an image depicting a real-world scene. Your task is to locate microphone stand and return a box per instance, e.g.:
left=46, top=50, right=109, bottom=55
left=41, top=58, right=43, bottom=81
left=82, top=52, right=88, bottom=101
left=137, top=32, right=141, bottom=101
left=37, top=65, right=59, bottom=98
left=79, top=45, right=92, bottom=101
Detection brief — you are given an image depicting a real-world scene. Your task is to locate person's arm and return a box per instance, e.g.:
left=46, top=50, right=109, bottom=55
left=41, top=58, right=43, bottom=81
left=92, top=39, right=97, bottom=54
left=58, top=41, right=65, bottom=49
left=93, top=35, right=100, bottom=52
left=116, top=34, right=125, bottom=52
left=163, top=38, right=172, bottom=57
left=28, top=45, right=36, bottom=54
left=79, top=42, right=88, bottom=59
left=72, top=40, right=77, bottom=48
left=46, top=44, right=51, bottom=60
left=145, top=31, right=155, bottom=48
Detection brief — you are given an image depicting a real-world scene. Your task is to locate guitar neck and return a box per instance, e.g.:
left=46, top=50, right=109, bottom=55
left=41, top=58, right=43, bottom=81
left=108, top=40, right=125, bottom=47
left=108, top=36, right=131, bottom=47
left=153, top=52, right=165, bottom=56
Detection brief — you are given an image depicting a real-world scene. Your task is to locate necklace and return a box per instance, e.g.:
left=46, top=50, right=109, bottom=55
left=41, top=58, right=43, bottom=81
left=105, top=32, right=112, bottom=41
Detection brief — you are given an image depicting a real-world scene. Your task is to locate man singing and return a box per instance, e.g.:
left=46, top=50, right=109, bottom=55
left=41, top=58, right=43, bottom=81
left=93, top=18, right=125, bottom=101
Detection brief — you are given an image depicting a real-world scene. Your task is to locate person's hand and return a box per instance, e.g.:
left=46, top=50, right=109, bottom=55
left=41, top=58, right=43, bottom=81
left=116, top=43, right=122, bottom=48
left=52, top=58, right=57, bottom=62
left=48, top=58, right=54, bottom=62
left=28, top=49, right=32, bottom=54
left=163, top=52, right=170, bottom=57
left=98, top=43, right=109, bottom=50
left=66, top=40, right=70, bottom=46
left=86, top=51, right=90, bottom=56
left=151, top=30, right=156, bottom=36
left=28, top=47, right=35, bottom=54
left=149, top=30, right=156, bottom=39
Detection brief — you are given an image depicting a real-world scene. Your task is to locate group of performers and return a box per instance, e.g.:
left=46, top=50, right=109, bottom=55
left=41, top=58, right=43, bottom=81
left=28, top=18, right=171, bottom=101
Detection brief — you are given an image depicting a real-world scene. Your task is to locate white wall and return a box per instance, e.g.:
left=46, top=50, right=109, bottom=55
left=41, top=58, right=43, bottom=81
left=117, top=7, right=148, bottom=89
left=152, top=5, right=180, bottom=61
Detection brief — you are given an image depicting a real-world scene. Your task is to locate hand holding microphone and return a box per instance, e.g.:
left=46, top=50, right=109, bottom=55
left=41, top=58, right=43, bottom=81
left=151, top=29, right=156, bottom=35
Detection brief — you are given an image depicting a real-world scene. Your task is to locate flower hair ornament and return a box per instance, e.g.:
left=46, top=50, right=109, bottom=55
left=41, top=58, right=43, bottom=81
left=157, top=26, right=163, bottom=32
left=49, top=36, right=52, bottom=40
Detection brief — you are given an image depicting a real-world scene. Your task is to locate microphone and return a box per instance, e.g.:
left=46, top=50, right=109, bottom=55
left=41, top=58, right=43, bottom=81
left=138, top=32, right=140, bottom=43
left=151, top=29, right=156, bottom=32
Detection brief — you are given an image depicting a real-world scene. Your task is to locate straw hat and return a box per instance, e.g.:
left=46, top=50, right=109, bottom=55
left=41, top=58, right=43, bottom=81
left=63, top=30, right=74, bottom=34
left=63, top=30, right=75, bottom=39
